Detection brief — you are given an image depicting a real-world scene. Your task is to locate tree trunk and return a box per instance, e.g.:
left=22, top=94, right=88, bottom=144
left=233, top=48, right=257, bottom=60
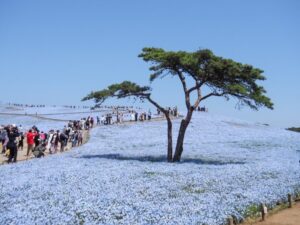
left=166, top=117, right=173, bottom=162
left=173, top=110, right=193, bottom=162
left=146, top=96, right=173, bottom=162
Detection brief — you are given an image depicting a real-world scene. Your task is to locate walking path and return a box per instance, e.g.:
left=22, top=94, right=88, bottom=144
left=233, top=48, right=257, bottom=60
left=245, top=202, right=300, bottom=225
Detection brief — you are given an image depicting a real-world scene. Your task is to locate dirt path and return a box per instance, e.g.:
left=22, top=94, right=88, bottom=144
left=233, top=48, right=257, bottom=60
left=245, top=203, right=300, bottom=225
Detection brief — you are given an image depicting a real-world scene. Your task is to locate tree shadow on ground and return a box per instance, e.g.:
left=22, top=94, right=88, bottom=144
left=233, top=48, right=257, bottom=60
left=78, top=154, right=245, bottom=165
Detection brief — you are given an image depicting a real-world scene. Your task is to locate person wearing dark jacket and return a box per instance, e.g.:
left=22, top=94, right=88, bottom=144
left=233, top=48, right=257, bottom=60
left=7, top=126, right=20, bottom=163
left=59, top=132, right=68, bottom=152
left=34, top=132, right=40, bottom=146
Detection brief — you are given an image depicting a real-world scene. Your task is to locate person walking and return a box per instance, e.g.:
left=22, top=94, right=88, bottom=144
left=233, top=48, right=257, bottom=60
left=40, top=131, right=46, bottom=144
left=34, top=132, right=40, bottom=147
left=101, top=115, right=105, bottom=124
left=17, top=132, right=24, bottom=151
left=78, top=130, right=83, bottom=146
left=148, top=110, right=152, bottom=120
left=7, top=126, right=20, bottom=163
left=85, top=118, right=90, bottom=130
left=26, top=129, right=36, bottom=156
left=47, top=130, right=54, bottom=154
left=53, top=131, right=60, bottom=153
left=71, top=131, right=78, bottom=147
left=0, top=127, right=8, bottom=154
left=59, top=132, right=68, bottom=152
left=90, top=117, right=94, bottom=128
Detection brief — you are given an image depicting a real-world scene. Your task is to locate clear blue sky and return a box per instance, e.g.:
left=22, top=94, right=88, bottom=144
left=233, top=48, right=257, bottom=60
left=0, top=0, right=299, bottom=127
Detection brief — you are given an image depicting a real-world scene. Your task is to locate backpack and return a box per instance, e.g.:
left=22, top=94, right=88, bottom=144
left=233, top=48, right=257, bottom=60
left=60, top=133, right=67, bottom=141
left=34, top=135, right=40, bottom=143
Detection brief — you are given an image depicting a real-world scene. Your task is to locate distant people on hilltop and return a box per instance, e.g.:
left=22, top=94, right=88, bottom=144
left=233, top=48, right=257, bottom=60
left=156, top=107, right=179, bottom=117
left=197, top=106, right=208, bottom=112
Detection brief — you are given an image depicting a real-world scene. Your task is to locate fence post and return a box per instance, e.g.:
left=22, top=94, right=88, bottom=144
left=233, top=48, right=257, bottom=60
left=261, top=203, right=267, bottom=221
left=227, top=216, right=234, bottom=225
left=288, top=193, right=293, bottom=208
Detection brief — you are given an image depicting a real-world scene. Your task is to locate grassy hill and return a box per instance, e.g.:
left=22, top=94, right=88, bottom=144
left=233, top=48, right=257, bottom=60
left=0, top=111, right=299, bottom=225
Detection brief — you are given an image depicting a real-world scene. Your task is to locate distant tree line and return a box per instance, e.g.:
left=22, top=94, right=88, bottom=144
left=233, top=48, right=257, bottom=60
left=286, top=127, right=300, bottom=133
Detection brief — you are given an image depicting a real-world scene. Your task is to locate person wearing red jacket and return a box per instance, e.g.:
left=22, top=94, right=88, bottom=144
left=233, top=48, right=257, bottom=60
left=26, top=129, right=36, bottom=156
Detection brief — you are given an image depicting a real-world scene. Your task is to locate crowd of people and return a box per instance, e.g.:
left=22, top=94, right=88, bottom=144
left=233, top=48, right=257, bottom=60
left=100, top=109, right=155, bottom=125
left=0, top=111, right=152, bottom=164
left=197, top=106, right=208, bottom=112
left=0, top=105, right=180, bottom=164
left=0, top=118, right=93, bottom=163
left=156, top=107, right=179, bottom=117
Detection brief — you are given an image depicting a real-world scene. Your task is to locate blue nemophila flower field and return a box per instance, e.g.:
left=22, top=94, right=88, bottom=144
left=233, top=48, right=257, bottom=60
left=0, top=110, right=299, bottom=225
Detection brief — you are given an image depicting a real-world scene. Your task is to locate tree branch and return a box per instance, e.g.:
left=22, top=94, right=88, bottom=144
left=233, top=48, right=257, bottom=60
left=192, top=81, right=202, bottom=109
left=187, top=80, right=205, bottom=94
left=200, top=91, right=247, bottom=102
left=176, top=70, right=191, bottom=109
left=146, top=96, right=171, bottom=120
left=200, top=92, right=224, bottom=101
left=177, top=71, right=188, bottom=93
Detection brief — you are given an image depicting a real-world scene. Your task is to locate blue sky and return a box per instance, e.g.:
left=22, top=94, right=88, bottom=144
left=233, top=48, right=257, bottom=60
left=0, top=0, right=299, bottom=127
